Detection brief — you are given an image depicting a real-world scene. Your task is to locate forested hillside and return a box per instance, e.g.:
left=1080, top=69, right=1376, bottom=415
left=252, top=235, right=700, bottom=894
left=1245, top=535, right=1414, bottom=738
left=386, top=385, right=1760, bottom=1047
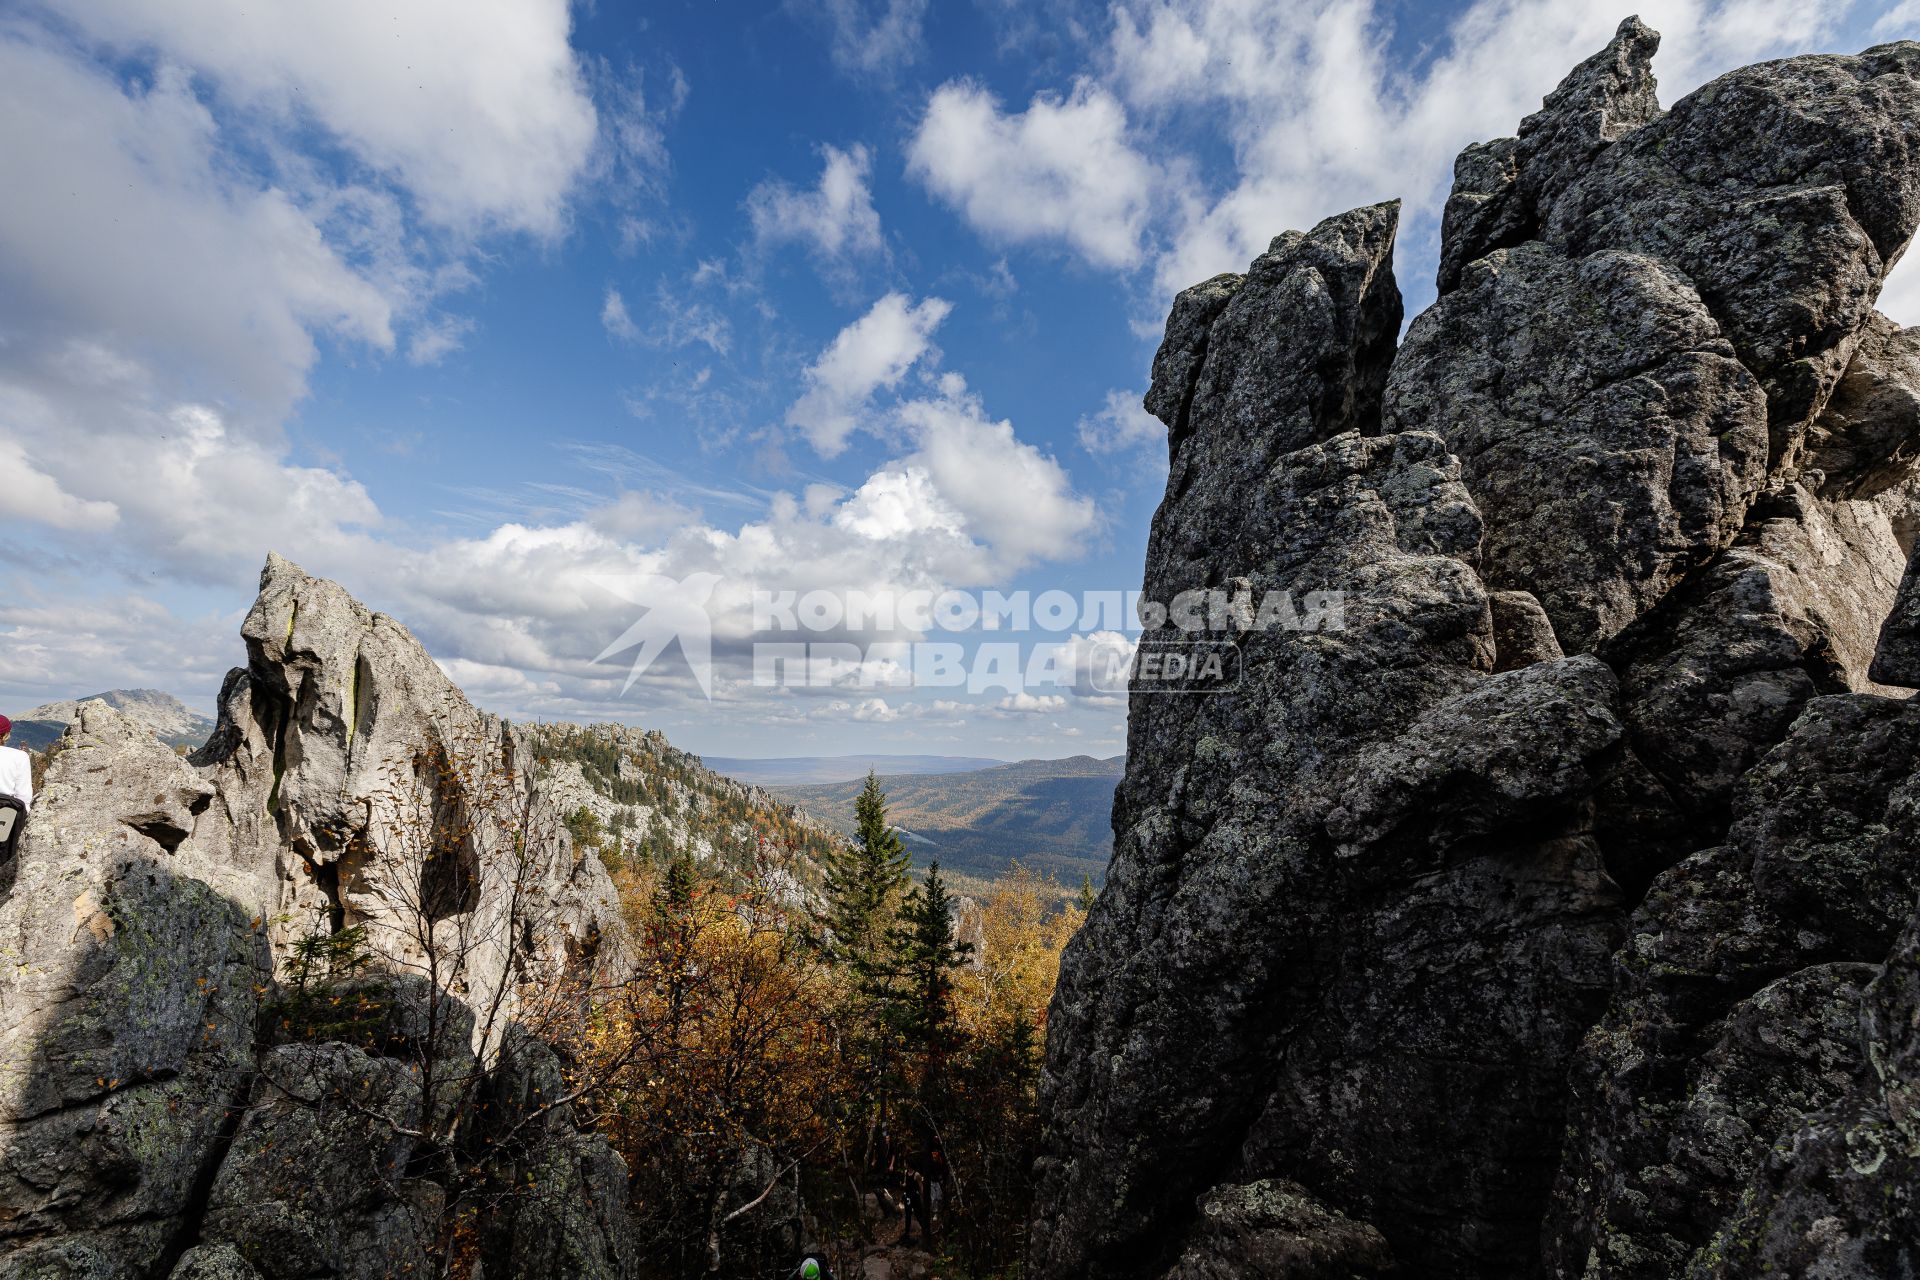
left=773, top=755, right=1122, bottom=886
left=523, top=721, right=844, bottom=884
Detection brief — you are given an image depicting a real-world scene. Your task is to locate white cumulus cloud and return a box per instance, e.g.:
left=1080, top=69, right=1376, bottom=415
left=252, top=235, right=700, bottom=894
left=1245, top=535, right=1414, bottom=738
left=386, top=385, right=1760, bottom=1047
left=895, top=375, right=1099, bottom=568
left=0, top=439, right=119, bottom=532
left=907, top=78, right=1160, bottom=270
left=787, top=292, right=952, bottom=456
left=1078, top=388, right=1164, bottom=456
left=748, top=143, right=885, bottom=263
left=43, top=0, right=600, bottom=237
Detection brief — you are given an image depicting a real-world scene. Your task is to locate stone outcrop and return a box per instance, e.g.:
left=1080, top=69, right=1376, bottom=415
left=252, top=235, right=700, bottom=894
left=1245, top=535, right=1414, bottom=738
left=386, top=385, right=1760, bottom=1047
left=1034, top=20, right=1920, bottom=1280
left=1386, top=241, right=1769, bottom=653
left=191, top=553, right=624, bottom=1010
left=0, top=705, right=266, bottom=1278
left=0, top=557, right=633, bottom=1280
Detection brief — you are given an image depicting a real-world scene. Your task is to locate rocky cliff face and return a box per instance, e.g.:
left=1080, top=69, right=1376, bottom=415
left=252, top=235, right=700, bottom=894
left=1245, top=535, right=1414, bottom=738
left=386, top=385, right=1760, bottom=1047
left=1033, top=22, right=1920, bottom=1280
left=0, top=555, right=633, bottom=1280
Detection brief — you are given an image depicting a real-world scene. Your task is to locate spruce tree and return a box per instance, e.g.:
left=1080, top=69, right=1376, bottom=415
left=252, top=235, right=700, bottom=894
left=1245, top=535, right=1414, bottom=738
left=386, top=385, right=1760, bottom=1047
left=880, top=861, right=974, bottom=1093
left=819, top=770, right=910, bottom=977
left=652, top=848, right=700, bottom=1034
left=654, top=847, right=698, bottom=921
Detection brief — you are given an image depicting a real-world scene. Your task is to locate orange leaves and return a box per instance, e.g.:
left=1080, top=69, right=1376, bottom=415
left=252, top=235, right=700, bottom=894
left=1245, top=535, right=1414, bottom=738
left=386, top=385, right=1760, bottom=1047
left=957, top=862, right=1084, bottom=1046
left=586, top=853, right=847, bottom=1192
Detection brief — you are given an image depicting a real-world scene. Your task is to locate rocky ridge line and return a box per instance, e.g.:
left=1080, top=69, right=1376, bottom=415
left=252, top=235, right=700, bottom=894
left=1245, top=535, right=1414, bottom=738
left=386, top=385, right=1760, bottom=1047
left=1032, top=21, right=1920, bottom=1280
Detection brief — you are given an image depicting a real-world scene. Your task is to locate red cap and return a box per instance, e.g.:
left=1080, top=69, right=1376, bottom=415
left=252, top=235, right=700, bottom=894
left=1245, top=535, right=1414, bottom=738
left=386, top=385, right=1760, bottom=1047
left=0, top=715, right=10, bottom=737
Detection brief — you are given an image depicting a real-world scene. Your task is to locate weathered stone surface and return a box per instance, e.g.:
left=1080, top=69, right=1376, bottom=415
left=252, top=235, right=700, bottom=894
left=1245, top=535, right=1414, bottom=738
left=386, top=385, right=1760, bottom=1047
left=479, top=1028, right=637, bottom=1280
left=1542, top=42, right=1920, bottom=453
left=1548, top=693, right=1920, bottom=1278
left=1, top=1240, right=139, bottom=1280
left=1, top=561, right=635, bottom=1275
left=1873, top=540, right=1920, bottom=686
left=1161, top=1180, right=1396, bottom=1280
left=1034, top=194, right=1633, bottom=1275
left=199, top=1043, right=437, bottom=1280
left=1038, top=24, right=1920, bottom=1280
left=1600, top=479, right=1915, bottom=882
left=1035, top=403, right=1481, bottom=1269
left=1386, top=241, right=1770, bottom=654
left=1439, top=19, right=1920, bottom=462
left=1806, top=312, right=1920, bottom=498
left=1438, top=16, right=1663, bottom=293
left=198, top=554, right=625, bottom=1029
left=1489, top=590, right=1564, bottom=671
left=0, top=705, right=268, bottom=1276
left=1148, top=201, right=1401, bottom=483
left=167, top=1244, right=263, bottom=1280
left=1687, top=907, right=1920, bottom=1277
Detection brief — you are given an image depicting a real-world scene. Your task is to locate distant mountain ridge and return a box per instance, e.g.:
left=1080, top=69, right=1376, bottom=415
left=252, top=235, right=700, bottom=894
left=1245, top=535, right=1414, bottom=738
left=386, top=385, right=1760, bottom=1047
left=13, top=688, right=215, bottom=751
left=704, top=754, right=1005, bottom=786
left=772, top=754, right=1122, bottom=886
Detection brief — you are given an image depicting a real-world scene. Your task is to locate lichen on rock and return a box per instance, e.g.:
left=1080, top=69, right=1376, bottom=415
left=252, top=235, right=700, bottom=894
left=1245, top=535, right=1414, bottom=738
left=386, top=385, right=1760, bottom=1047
left=1032, top=20, right=1920, bottom=1280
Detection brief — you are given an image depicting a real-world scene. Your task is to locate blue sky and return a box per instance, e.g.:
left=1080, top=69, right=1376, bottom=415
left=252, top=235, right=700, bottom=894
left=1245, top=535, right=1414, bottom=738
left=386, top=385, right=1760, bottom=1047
left=1, top=0, right=1914, bottom=759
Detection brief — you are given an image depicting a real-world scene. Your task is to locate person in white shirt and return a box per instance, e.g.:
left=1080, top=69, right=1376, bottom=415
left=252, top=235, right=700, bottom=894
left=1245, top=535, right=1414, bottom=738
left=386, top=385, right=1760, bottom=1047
left=0, top=715, right=29, bottom=862
left=0, top=714, right=31, bottom=813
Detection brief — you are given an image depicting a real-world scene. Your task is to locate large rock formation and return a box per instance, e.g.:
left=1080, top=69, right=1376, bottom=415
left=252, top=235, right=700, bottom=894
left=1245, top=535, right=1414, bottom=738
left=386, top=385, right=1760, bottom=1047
left=0, top=556, right=633, bottom=1280
left=1034, top=21, right=1920, bottom=1280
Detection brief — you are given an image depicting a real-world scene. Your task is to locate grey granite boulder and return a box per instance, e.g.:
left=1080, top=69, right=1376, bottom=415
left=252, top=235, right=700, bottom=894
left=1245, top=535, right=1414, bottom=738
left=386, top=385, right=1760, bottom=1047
left=0, top=560, right=635, bottom=1275
left=1033, top=199, right=1628, bottom=1274
left=197, top=554, right=625, bottom=1035
left=1683, top=905, right=1920, bottom=1278
left=1600, top=477, right=1914, bottom=881
left=1162, top=1180, right=1396, bottom=1280
left=167, top=1245, right=262, bottom=1280
left=1440, top=22, right=1920, bottom=461
left=1489, top=589, right=1564, bottom=671
left=478, top=1028, right=637, bottom=1280
left=1386, top=241, right=1769, bottom=653
left=1437, top=16, right=1663, bottom=294
left=1541, top=42, right=1920, bottom=454
left=1806, top=312, right=1920, bottom=498
left=1144, top=200, right=1402, bottom=553
left=199, top=1043, right=437, bottom=1280
left=1872, top=539, right=1920, bottom=687
left=1036, top=22, right=1920, bottom=1280
left=1548, top=693, right=1920, bottom=1278
left=0, top=706, right=268, bottom=1277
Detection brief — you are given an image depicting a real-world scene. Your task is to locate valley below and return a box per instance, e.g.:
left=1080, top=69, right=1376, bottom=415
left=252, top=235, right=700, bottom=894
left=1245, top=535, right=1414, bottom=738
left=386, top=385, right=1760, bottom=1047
left=770, top=754, right=1121, bottom=888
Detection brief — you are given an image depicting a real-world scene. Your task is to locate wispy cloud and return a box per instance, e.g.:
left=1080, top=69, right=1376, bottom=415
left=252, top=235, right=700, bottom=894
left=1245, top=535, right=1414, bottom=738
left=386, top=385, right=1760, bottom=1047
left=601, top=287, right=641, bottom=342
left=804, top=0, right=929, bottom=78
